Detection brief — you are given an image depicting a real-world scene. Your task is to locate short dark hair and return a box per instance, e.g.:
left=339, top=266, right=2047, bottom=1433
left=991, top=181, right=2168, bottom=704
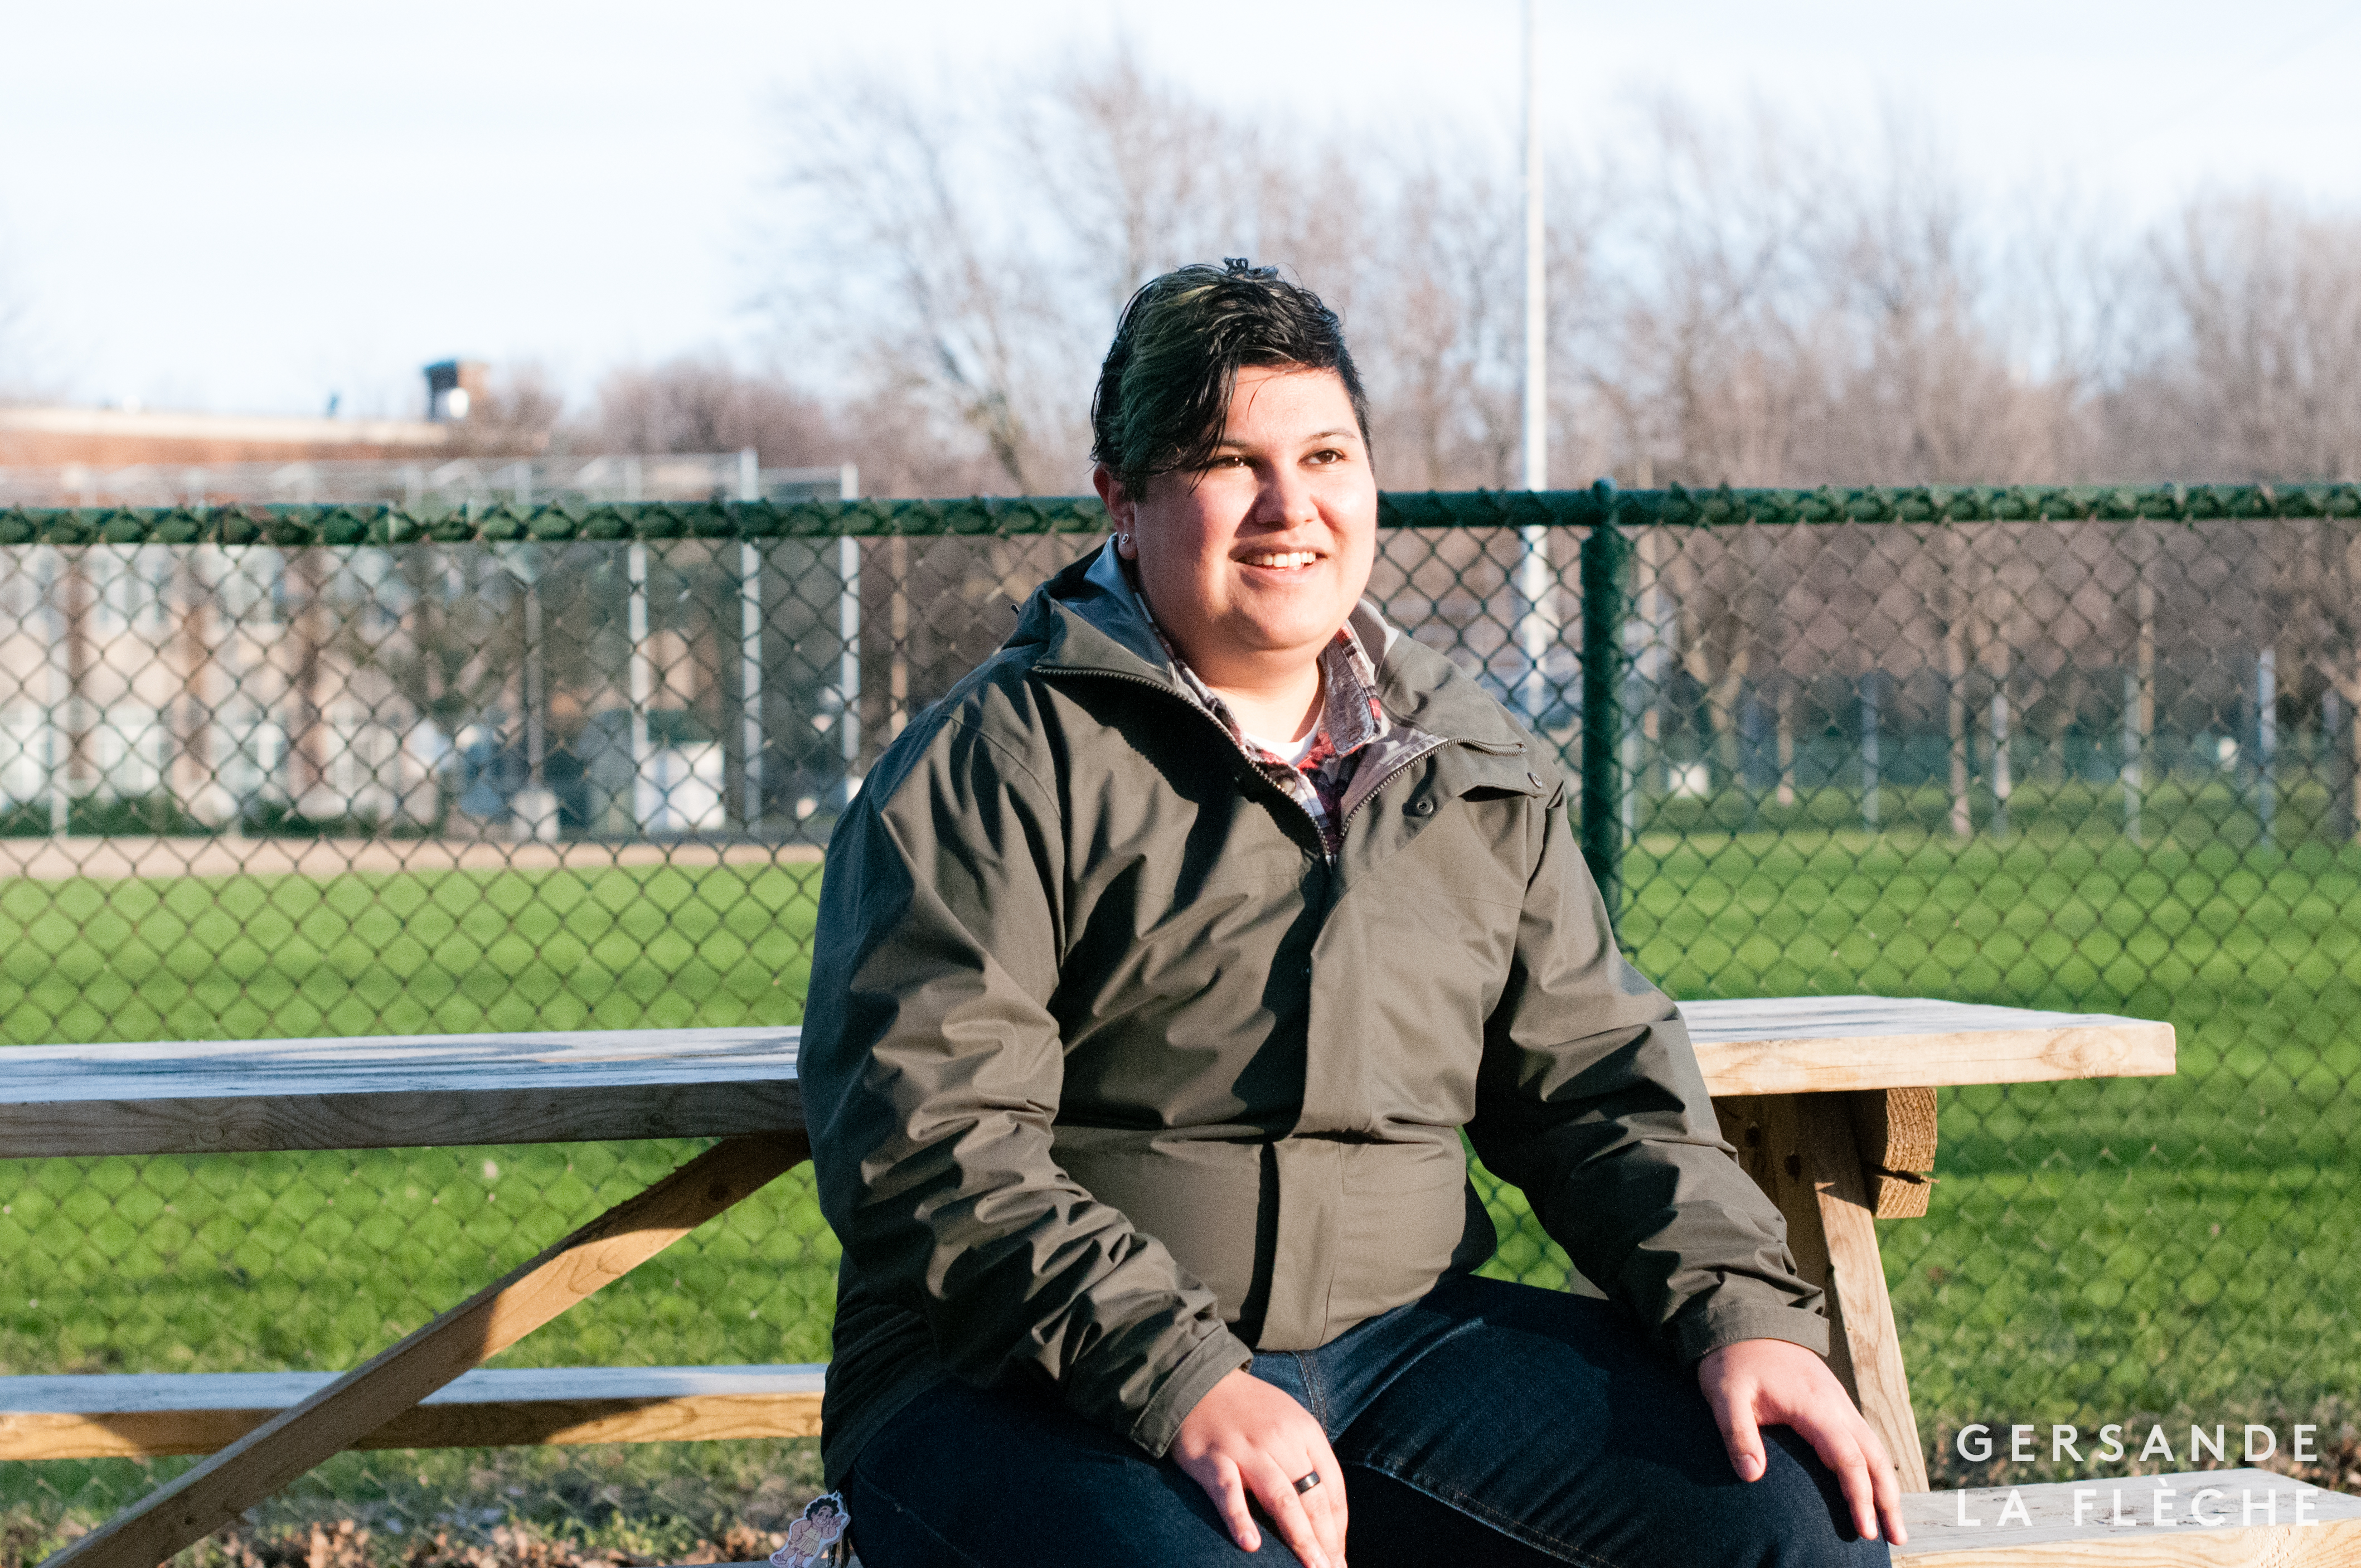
left=1090, top=259, right=1370, bottom=494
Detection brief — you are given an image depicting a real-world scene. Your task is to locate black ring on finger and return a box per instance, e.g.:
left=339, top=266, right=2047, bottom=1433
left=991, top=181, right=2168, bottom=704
left=1293, top=1471, right=1322, bottom=1496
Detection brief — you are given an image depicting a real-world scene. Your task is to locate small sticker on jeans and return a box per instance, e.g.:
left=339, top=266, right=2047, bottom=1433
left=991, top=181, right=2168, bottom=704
left=771, top=1493, right=850, bottom=1568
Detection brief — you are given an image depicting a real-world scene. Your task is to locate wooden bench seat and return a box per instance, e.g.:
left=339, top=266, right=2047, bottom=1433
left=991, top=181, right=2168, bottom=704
left=1893, top=1468, right=2361, bottom=1564
left=0, top=1365, right=826, bottom=1460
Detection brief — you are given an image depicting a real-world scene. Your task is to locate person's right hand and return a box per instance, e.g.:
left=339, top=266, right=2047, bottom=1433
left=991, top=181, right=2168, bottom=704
left=1171, top=1368, right=1349, bottom=1567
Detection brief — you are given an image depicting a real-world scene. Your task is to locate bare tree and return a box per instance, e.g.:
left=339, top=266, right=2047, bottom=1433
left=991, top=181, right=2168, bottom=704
left=1810, top=114, right=2079, bottom=485
left=1584, top=96, right=1837, bottom=487
left=766, top=53, right=1390, bottom=496
left=770, top=68, right=1080, bottom=493
left=1014, top=45, right=1262, bottom=326
left=2106, top=195, right=2361, bottom=483
left=445, top=364, right=566, bottom=458
left=589, top=356, right=838, bottom=464
left=1575, top=98, right=2079, bottom=491
left=752, top=51, right=2361, bottom=501
left=1354, top=149, right=1530, bottom=491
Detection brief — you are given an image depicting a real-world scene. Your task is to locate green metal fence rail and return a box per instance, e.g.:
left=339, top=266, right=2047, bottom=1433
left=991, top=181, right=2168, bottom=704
left=5, top=484, right=2361, bottom=1563
left=5, top=477, right=2357, bottom=547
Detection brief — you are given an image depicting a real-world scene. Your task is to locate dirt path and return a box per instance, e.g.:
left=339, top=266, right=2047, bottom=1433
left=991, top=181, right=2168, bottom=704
left=0, top=834, right=824, bottom=883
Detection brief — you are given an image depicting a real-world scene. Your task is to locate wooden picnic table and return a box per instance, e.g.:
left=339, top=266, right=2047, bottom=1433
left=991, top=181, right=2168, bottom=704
left=2, top=997, right=2174, bottom=1568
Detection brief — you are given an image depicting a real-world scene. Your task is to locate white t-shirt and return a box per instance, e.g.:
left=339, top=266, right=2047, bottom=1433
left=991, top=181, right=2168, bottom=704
left=1240, top=726, right=1321, bottom=766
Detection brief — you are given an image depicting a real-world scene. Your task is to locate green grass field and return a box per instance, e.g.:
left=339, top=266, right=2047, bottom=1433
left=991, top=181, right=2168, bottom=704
left=0, top=860, right=823, bottom=1045
left=6, top=799, right=2360, bottom=1548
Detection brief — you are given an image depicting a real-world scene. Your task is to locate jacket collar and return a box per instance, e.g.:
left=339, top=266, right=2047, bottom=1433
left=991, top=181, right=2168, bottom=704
left=1069, top=537, right=1177, bottom=675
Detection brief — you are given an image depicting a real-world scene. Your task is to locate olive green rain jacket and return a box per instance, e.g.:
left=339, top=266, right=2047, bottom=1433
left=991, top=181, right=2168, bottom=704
left=799, top=542, right=1825, bottom=1487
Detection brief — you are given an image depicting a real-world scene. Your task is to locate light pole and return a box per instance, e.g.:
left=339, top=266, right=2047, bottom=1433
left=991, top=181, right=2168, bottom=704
left=1521, top=0, right=1546, bottom=493
left=1515, top=0, right=1558, bottom=728
left=739, top=448, right=764, bottom=833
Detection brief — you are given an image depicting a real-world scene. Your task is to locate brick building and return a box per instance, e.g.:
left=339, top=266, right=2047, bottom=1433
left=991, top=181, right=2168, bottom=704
left=0, top=359, right=489, bottom=472
left=0, top=404, right=452, bottom=469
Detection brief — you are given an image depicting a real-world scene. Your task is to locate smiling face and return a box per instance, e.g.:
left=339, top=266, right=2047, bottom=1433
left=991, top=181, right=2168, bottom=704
left=1097, top=364, right=1378, bottom=704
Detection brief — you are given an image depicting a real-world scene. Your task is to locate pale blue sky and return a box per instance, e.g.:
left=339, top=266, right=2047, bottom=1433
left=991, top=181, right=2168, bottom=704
left=2, top=0, right=2355, bottom=418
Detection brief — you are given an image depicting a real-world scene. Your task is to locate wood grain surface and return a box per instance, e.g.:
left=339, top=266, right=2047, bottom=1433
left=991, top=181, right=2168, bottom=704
left=1683, top=997, right=2176, bottom=1096
left=1894, top=1468, right=2361, bottom=1564
left=0, top=1028, right=804, bottom=1156
left=0, top=1366, right=827, bottom=1459
left=38, top=1131, right=806, bottom=1568
left=1848, top=1086, right=1941, bottom=1173
left=1849, top=1086, right=1942, bottom=1219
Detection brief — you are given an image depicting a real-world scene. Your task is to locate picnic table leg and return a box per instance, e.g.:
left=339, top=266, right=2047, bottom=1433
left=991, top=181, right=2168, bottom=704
left=1713, top=1094, right=1931, bottom=1493
left=40, top=1130, right=809, bottom=1568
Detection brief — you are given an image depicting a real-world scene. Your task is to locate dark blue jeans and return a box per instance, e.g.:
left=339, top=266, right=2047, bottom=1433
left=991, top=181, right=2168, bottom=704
left=840, top=1274, right=1890, bottom=1566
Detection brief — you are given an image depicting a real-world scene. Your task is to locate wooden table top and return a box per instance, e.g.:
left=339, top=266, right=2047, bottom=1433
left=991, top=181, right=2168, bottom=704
left=1680, top=996, right=2175, bottom=1097
left=0, top=1028, right=804, bottom=1157
left=0, top=998, right=2173, bottom=1158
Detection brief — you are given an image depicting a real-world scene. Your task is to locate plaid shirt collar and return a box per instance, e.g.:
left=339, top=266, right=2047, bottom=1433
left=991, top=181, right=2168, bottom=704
left=1127, top=576, right=1393, bottom=855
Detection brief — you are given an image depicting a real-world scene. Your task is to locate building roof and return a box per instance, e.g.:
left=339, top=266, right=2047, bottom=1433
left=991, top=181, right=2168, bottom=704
left=0, top=404, right=452, bottom=468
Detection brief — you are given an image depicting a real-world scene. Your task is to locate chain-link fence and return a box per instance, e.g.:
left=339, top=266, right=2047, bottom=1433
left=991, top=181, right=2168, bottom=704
left=5, top=483, right=2360, bottom=1563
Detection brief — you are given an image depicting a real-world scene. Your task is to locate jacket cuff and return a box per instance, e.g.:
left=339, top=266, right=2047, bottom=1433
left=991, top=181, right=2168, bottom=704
left=1674, top=1299, right=1831, bottom=1366
left=1126, top=1323, right=1255, bottom=1458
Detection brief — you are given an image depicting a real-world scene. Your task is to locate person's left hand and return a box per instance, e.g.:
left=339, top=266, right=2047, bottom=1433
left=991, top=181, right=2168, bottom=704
left=1697, top=1338, right=1907, bottom=1546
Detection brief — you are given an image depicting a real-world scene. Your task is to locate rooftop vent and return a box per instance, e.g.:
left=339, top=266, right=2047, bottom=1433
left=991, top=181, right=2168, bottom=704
left=424, top=360, right=489, bottom=422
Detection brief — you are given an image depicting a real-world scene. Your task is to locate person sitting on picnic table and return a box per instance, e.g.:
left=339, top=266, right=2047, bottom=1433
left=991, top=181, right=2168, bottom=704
left=798, top=259, right=1906, bottom=1566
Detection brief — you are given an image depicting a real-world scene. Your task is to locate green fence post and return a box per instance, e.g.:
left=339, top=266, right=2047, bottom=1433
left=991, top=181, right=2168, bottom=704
left=1579, top=477, right=1627, bottom=925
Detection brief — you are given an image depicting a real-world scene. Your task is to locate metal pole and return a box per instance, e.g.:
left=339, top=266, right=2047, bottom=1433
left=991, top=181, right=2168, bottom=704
left=522, top=554, right=544, bottom=787
left=888, top=536, right=911, bottom=740
left=1633, top=520, right=1664, bottom=810
left=622, top=458, right=652, bottom=834
left=1578, top=479, right=1626, bottom=924
left=627, top=542, right=651, bottom=833
left=2121, top=669, right=2142, bottom=847
left=1991, top=663, right=2013, bottom=839
left=1520, top=0, right=1545, bottom=489
left=1946, top=536, right=1971, bottom=838
left=43, top=547, right=70, bottom=836
left=503, top=541, right=554, bottom=842
left=838, top=463, right=863, bottom=803
left=1516, top=543, right=1558, bottom=725
left=738, top=448, right=763, bottom=832
left=2258, top=644, right=2277, bottom=846
left=1515, top=0, right=1553, bottom=726
left=2123, top=526, right=2155, bottom=848
left=1861, top=673, right=1881, bottom=832
left=1776, top=681, right=1796, bottom=808
left=2330, top=685, right=2354, bottom=842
